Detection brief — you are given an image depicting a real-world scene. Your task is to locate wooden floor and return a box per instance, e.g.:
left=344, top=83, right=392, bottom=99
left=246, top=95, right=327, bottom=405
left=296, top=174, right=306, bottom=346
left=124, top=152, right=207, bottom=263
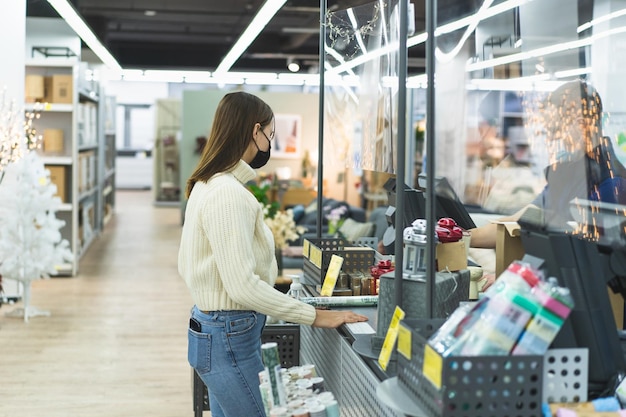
left=0, top=190, right=202, bottom=417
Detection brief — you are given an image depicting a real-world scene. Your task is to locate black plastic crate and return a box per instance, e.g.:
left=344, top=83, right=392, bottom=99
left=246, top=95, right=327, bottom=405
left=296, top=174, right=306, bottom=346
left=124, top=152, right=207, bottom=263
left=302, top=237, right=377, bottom=286
left=397, top=318, right=544, bottom=417
left=260, top=324, right=301, bottom=368
left=192, top=324, right=301, bottom=416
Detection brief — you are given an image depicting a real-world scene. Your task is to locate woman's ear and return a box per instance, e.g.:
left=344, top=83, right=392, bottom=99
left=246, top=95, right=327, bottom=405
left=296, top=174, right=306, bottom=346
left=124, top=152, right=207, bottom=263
left=252, top=122, right=261, bottom=138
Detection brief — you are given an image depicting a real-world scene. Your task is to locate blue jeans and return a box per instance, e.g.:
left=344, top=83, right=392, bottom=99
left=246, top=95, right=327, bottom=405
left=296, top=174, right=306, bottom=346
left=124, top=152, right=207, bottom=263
left=188, top=306, right=267, bottom=417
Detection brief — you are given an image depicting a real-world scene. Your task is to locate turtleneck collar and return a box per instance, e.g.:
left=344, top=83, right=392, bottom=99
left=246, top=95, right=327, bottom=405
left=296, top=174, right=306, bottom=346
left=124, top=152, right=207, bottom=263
left=229, top=160, right=257, bottom=184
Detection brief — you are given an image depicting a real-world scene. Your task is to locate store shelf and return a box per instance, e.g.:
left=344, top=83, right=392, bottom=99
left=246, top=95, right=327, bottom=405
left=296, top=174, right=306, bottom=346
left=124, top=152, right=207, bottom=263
left=57, top=203, right=73, bottom=212
left=25, top=103, right=73, bottom=113
left=53, top=262, right=73, bottom=276
left=25, top=59, right=77, bottom=68
left=26, top=61, right=115, bottom=276
left=78, top=89, right=99, bottom=103
left=41, top=155, right=72, bottom=165
left=78, top=144, right=98, bottom=152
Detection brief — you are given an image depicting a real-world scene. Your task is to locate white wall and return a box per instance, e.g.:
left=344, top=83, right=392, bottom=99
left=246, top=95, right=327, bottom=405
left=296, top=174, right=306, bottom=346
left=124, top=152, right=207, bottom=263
left=106, top=81, right=169, bottom=105
left=25, top=17, right=81, bottom=62
left=0, top=0, right=26, bottom=104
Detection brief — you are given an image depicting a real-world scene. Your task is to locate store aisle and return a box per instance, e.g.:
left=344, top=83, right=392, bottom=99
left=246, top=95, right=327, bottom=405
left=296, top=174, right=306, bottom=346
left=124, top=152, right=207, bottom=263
left=0, top=190, right=199, bottom=417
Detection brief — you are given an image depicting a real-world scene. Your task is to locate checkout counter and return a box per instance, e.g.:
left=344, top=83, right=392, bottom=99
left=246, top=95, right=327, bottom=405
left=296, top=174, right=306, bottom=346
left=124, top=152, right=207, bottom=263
left=296, top=268, right=471, bottom=417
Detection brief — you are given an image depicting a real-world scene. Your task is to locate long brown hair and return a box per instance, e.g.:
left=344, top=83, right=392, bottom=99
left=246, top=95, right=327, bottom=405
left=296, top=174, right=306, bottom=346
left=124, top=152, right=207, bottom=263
left=186, top=92, right=274, bottom=197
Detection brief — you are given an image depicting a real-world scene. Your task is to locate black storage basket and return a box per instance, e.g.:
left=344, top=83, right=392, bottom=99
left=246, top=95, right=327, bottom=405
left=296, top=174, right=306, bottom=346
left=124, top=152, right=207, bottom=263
left=302, top=237, right=377, bottom=286
left=397, top=318, right=544, bottom=417
left=193, top=324, right=301, bottom=415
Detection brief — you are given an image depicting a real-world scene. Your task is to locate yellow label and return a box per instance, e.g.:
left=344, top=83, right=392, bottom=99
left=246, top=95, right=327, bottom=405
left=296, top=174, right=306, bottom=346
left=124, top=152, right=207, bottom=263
left=44, top=102, right=51, bottom=111
left=397, top=324, right=412, bottom=360
left=309, top=245, right=322, bottom=269
left=302, top=240, right=310, bottom=259
left=377, top=306, right=406, bottom=371
left=320, top=254, right=343, bottom=296
left=422, top=344, right=443, bottom=389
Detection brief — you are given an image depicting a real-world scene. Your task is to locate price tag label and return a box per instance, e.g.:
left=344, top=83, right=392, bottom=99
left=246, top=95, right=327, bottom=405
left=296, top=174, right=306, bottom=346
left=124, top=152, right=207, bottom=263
left=309, top=245, right=322, bottom=269
left=44, top=103, right=52, bottom=111
left=320, top=254, right=343, bottom=296
left=397, top=323, right=412, bottom=360
left=378, top=306, right=406, bottom=371
left=423, top=344, right=443, bottom=389
left=302, top=239, right=310, bottom=259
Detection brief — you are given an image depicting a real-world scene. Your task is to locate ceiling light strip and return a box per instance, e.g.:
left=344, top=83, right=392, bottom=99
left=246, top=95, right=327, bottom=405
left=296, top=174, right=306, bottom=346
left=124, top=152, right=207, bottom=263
left=47, top=0, right=122, bottom=70
left=466, top=25, right=626, bottom=72
left=435, top=0, right=494, bottom=63
left=578, top=7, right=626, bottom=33
left=327, top=0, right=531, bottom=75
left=214, top=0, right=287, bottom=74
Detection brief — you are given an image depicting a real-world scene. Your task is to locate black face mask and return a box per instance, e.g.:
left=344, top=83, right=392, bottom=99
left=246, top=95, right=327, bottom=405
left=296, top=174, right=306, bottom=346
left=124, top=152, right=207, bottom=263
left=249, top=131, right=272, bottom=169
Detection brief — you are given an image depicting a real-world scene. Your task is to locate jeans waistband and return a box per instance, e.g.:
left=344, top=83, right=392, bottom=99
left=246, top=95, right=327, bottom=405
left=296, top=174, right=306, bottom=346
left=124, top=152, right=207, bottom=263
left=193, top=305, right=256, bottom=317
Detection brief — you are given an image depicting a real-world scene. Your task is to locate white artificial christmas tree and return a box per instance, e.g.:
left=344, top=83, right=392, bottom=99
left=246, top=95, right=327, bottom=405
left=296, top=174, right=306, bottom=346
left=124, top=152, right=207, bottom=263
left=0, top=151, right=73, bottom=321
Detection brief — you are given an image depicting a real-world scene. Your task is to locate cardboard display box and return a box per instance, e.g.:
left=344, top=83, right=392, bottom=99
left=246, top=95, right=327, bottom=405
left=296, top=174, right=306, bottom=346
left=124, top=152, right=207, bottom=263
left=25, top=75, right=45, bottom=102
left=436, top=240, right=468, bottom=272
left=45, top=74, right=73, bottom=104
left=494, top=221, right=525, bottom=277
left=46, top=165, right=67, bottom=202
left=43, top=129, right=64, bottom=154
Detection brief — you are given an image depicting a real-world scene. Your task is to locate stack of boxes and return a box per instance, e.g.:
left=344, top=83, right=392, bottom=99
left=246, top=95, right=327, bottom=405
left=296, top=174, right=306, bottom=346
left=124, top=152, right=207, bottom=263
left=25, top=74, right=73, bottom=104
left=27, top=73, right=74, bottom=205
left=77, top=150, right=97, bottom=194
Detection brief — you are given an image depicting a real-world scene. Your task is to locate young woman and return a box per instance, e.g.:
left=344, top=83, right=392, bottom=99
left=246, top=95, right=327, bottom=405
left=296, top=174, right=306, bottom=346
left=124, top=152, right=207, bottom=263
left=178, top=91, right=368, bottom=417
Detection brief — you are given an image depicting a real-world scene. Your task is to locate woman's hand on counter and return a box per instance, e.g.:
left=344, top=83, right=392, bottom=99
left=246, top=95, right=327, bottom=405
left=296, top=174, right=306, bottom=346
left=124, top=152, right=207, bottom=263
left=312, top=309, right=369, bottom=328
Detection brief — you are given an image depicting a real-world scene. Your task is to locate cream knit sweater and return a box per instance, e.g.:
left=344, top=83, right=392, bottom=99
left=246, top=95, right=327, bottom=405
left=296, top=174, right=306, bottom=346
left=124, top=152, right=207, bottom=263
left=178, top=160, right=316, bottom=325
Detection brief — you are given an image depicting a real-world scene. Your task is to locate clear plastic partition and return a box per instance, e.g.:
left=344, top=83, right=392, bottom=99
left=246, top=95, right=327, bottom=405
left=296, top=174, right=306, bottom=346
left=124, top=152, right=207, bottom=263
left=324, top=0, right=402, bottom=175
left=321, top=0, right=626, bottom=394
left=322, top=0, right=626, bottom=241
left=428, top=0, right=626, bottom=240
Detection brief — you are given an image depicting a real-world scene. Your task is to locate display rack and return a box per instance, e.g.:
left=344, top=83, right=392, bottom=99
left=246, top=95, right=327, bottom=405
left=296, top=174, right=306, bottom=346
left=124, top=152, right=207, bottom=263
left=25, top=59, right=111, bottom=276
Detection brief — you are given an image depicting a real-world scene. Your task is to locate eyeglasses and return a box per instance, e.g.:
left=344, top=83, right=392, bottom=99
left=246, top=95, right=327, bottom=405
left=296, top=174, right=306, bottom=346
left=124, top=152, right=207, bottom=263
left=260, top=129, right=274, bottom=143
left=258, top=123, right=275, bottom=141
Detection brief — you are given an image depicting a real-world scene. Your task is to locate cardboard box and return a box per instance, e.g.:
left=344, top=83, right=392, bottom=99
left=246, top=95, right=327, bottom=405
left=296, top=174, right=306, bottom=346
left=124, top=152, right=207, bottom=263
left=25, top=75, right=45, bottom=102
left=45, top=74, right=73, bottom=104
left=43, top=129, right=64, bottom=153
left=46, top=165, right=67, bottom=202
left=494, top=221, right=525, bottom=277
left=436, top=240, right=468, bottom=272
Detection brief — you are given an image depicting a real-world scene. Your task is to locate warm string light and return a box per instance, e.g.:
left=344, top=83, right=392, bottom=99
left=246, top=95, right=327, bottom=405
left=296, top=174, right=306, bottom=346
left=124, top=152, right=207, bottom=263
left=0, top=90, right=42, bottom=181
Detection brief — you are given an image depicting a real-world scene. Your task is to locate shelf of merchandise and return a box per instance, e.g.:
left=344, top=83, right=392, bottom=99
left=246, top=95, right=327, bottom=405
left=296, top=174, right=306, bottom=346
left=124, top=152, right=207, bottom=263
left=100, top=96, right=116, bottom=228
left=25, top=59, right=105, bottom=276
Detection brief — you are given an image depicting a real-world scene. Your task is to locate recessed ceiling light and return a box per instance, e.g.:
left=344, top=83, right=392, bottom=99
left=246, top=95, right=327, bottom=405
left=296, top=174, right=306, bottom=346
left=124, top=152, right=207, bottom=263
left=144, top=10, right=157, bottom=17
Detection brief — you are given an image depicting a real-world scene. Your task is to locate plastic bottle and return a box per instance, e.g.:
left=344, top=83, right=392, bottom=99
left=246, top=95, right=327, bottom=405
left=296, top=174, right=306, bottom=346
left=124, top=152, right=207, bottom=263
left=287, top=275, right=303, bottom=300
left=484, top=260, right=541, bottom=298
left=532, top=277, right=575, bottom=319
